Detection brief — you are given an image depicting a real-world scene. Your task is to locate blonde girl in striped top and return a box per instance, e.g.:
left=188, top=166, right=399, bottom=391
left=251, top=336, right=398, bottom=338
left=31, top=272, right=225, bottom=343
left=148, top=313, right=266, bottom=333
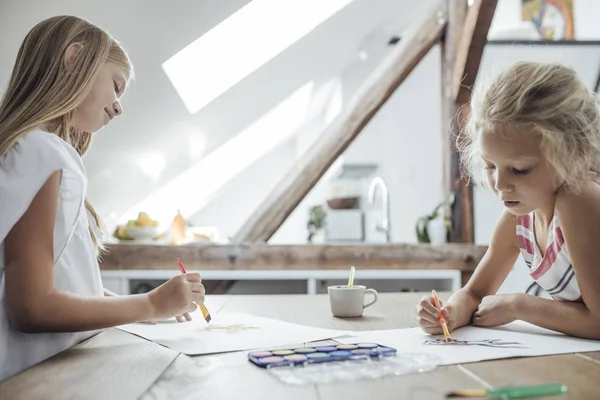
left=416, top=61, right=600, bottom=340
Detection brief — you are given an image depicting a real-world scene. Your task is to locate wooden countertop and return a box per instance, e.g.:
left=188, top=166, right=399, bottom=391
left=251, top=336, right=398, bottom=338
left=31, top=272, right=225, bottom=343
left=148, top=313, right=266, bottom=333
left=2, top=292, right=598, bottom=399
left=99, top=243, right=488, bottom=272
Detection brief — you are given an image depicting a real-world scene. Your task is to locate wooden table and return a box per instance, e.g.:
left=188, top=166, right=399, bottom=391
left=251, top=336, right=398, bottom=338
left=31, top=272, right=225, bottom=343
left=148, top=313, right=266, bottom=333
left=2, top=293, right=599, bottom=399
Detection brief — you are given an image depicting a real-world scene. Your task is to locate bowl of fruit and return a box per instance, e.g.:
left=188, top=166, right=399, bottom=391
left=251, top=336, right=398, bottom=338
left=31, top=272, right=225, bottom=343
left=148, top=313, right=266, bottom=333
left=119, top=212, right=160, bottom=241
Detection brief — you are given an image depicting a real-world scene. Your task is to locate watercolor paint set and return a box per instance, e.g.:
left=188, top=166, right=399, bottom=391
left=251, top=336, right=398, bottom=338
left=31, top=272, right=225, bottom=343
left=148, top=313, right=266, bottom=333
left=248, top=342, right=397, bottom=368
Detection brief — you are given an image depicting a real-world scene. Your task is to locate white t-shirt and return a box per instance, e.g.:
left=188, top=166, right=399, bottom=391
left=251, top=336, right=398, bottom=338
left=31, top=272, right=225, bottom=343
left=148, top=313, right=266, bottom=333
left=0, top=130, right=104, bottom=382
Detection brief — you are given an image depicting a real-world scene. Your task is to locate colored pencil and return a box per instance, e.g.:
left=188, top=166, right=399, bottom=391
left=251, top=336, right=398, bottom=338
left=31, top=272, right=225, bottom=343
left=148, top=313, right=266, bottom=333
left=446, top=383, right=568, bottom=398
left=348, top=266, right=356, bottom=288
left=432, top=289, right=451, bottom=342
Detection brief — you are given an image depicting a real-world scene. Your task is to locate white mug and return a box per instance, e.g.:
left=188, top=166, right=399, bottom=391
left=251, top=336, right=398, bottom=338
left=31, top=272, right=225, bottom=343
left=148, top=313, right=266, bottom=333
left=328, top=285, right=378, bottom=318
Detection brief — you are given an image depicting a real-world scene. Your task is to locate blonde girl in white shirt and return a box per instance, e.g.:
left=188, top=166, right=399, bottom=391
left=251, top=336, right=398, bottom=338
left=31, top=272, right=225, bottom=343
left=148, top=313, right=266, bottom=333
left=0, top=16, right=205, bottom=381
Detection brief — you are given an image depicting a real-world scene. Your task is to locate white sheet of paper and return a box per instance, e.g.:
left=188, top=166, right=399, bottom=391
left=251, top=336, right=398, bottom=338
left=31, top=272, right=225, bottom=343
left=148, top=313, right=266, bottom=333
left=336, top=321, right=600, bottom=365
left=118, top=312, right=348, bottom=355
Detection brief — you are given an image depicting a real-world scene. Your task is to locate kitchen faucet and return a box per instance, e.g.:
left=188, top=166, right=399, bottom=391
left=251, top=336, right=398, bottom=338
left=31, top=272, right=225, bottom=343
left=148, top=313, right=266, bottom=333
left=368, top=176, right=391, bottom=243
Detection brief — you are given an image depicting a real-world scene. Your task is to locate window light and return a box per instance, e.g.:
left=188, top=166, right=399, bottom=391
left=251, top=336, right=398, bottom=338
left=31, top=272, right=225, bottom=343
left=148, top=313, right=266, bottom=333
left=162, top=0, right=354, bottom=114
left=116, top=81, right=315, bottom=225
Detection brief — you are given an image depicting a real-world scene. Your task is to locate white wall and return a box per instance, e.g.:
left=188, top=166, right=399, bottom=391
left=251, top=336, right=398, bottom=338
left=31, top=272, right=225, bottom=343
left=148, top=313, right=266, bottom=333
left=189, top=139, right=296, bottom=240
left=340, top=46, right=445, bottom=244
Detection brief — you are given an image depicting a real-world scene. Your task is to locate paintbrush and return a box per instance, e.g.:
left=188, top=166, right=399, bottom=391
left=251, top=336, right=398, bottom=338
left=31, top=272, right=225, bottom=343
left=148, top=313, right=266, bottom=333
left=348, top=265, right=356, bottom=288
left=432, top=289, right=451, bottom=342
left=446, top=383, right=568, bottom=398
left=176, top=258, right=212, bottom=323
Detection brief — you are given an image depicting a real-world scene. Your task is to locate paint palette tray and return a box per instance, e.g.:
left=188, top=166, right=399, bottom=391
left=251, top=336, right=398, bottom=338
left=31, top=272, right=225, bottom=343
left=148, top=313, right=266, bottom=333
left=250, top=343, right=440, bottom=385
left=248, top=343, right=397, bottom=368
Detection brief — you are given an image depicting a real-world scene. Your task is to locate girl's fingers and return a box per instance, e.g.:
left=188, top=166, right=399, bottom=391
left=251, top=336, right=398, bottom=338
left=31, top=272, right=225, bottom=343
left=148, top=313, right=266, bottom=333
left=190, top=283, right=205, bottom=294
left=418, top=319, right=441, bottom=329
left=419, top=297, right=441, bottom=318
left=192, top=293, right=205, bottom=306
left=184, top=272, right=202, bottom=283
left=418, top=308, right=441, bottom=325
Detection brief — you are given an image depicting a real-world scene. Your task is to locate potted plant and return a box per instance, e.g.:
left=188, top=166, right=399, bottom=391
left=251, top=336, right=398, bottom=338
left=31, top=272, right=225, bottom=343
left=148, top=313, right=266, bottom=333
left=307, top=205, right=326, bottom=243
left=415, top=194, right=455, bottom=244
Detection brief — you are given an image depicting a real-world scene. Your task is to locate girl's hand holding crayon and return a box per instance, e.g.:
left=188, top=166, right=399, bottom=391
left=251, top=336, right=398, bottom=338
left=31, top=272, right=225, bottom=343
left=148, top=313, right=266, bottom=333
left=146, top=273, right=206, bottom=323
left=415, top=294, right=458, bottom=335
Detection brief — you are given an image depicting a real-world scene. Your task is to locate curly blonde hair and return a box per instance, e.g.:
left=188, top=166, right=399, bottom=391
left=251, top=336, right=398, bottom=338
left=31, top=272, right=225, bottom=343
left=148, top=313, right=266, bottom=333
left=458, top=61, right=600, bottom=194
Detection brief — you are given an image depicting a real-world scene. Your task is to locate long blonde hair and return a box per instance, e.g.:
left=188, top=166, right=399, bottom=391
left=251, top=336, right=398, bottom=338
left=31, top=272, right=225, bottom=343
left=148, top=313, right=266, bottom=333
left=0, top=15, right=133, bottom=251
left=458, top=61, right=600, bottom=194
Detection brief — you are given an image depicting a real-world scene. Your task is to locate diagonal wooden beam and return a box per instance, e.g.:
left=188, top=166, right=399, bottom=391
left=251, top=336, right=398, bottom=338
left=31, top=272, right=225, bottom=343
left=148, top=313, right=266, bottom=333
left=233, top=1, right=448, bottom=243
left=452, top=0, right=498, bottom=104
left=442, top=0, right=471, bottom=243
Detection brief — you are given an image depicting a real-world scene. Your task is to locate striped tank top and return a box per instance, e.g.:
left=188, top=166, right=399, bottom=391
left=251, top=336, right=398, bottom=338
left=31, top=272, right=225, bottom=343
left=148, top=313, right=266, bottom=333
left=516, top=213, right=583, bottom=302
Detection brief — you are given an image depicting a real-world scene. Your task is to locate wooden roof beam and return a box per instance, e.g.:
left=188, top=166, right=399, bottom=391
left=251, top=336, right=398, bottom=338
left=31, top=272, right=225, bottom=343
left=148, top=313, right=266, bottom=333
left=452, top=0, right=498, bottom=104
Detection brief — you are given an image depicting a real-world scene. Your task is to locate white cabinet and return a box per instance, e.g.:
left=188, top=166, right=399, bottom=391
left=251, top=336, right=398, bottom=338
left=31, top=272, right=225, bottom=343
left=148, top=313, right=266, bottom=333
left=101, top=269, right=462, bottom=295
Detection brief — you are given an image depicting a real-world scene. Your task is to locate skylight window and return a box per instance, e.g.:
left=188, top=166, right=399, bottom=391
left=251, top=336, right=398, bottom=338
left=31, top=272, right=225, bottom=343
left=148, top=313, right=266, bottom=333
left=162, top=0, right=354, bottom=114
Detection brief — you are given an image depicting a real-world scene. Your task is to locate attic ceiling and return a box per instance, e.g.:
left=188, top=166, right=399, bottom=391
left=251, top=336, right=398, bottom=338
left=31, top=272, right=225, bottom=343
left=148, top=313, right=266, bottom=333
left=0, top=0, right=436, bottom=232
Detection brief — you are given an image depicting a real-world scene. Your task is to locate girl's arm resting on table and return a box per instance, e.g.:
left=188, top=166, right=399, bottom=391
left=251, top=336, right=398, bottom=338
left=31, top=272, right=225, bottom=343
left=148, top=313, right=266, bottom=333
left=445, top=209, right=521, bottom=328
left=4, top=171, right=155, bottom=333
left=513, top=294, right=600, bottom=339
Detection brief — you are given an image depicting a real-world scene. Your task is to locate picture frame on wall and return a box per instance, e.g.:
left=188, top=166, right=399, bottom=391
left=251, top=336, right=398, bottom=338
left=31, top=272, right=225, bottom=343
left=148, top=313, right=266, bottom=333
left=521, top=0, right=575, bottom=40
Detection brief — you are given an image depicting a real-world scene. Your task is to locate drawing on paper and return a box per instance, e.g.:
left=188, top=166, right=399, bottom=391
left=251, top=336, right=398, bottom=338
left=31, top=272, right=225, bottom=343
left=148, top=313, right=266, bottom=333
left=202, top=324, right=260, bottom=334
left=423, top=338, right=527, bottom=348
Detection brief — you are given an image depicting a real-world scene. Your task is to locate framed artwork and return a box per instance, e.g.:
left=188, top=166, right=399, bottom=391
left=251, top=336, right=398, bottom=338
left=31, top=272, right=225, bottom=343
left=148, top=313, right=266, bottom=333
left=522, top=0, right=575, bottom=40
